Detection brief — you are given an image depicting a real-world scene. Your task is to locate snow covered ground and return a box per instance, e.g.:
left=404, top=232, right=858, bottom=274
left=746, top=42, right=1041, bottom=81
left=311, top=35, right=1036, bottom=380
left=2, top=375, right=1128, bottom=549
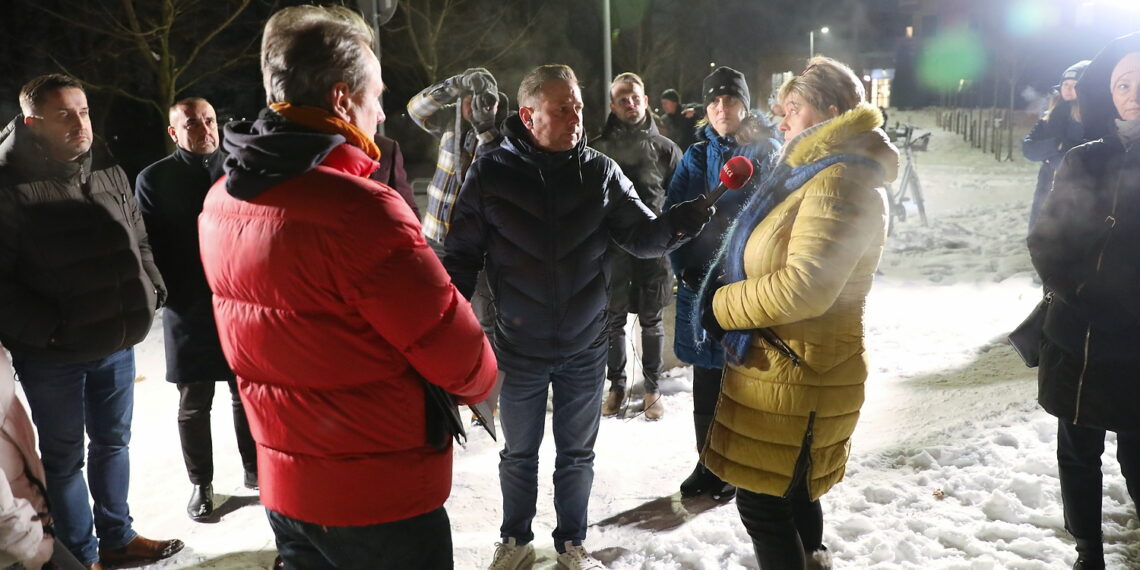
left=38, top=110, right=1140, bottom=569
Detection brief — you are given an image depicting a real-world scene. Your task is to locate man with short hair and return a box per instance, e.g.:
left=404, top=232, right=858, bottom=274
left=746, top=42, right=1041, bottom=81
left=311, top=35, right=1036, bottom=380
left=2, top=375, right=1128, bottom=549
left=593, top=73, right=682, bottom=421
left=0, top=73, right=182, bottom=569
left=444, top=64, right=713, bottom=570
left=136, top=97, right=258, bottom=523
left=659, top=88, right=700, bottom=151
left=198, top=6, right=496, bottom=568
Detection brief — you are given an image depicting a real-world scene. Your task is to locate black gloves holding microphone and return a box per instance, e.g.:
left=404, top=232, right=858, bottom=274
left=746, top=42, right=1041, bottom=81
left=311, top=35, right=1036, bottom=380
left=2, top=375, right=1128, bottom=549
left=666, top=198, right=715, bottom=238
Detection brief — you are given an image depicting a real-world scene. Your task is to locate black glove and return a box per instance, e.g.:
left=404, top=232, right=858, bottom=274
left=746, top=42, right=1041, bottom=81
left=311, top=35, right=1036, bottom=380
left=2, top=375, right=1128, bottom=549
left=699, top=279, right=726, bottom=343
left=667, top=198, right=715, bottom=237
left=679, top=267, right=704, bottom=291
left=470, top=91, right=499, bottom=132
left=460, top=68, right=497, bottom=96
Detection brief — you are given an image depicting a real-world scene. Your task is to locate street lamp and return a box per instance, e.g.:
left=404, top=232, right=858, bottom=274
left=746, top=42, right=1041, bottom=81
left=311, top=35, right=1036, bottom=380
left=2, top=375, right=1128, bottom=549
left=809, top=26, right=830, bottom=59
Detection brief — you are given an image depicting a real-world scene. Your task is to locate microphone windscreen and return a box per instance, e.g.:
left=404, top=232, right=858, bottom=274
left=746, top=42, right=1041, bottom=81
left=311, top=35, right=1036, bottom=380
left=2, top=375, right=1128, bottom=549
left=719, top=155, right=755, bottom=189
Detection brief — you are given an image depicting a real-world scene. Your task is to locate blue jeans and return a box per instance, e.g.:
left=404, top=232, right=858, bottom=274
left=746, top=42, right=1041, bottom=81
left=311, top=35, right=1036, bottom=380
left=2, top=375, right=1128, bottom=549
left=267, top=507, right=452, bottom=569
left=496, top=342, right=607, bottom=550
left=12, top=348, right=137, bottom=565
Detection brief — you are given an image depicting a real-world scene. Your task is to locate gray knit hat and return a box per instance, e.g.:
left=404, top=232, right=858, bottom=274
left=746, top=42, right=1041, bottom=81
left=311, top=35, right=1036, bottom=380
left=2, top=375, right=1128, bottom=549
left=1061, top=60, right=1091, bottom=83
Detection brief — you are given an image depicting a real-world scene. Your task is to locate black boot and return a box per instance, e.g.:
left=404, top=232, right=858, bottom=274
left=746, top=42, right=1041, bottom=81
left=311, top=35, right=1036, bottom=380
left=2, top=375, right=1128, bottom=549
left=681, top=412, right=717, bottom=496
left=710, top=479, right=737, bottom=503
left=244, top=469, right=259, bottom=490
left=680, top=463, right=714, bottom=497
left=1073, top=538, right=1104, bottom=570
left=187, top=484, right=214, bottom=521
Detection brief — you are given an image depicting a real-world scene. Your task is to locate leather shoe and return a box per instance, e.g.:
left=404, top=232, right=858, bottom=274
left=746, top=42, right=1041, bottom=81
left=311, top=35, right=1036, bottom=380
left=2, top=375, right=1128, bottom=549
left=99, top=535, right=185, bottom=564
left=187, top=484, right=214, bottom=521
left=273, top=554, right=286, bottom=569
left=244, top=469, right=259, bottom=490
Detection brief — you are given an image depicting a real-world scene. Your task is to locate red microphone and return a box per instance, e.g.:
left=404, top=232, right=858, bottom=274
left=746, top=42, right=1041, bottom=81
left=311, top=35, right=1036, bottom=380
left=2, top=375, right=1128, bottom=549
left=701, top=155, right=754, bottom=208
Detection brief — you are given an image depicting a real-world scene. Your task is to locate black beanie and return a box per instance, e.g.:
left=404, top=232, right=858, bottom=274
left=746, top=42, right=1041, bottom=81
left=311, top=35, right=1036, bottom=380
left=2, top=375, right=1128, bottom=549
left=661, top=89, right=680, bottom=103
left=702, top=66, right=750, bottom=108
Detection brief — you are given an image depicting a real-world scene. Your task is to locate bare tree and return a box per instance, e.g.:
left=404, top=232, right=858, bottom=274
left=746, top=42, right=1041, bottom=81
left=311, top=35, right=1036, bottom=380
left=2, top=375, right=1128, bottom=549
left=22, top=0, right=268, bottom=152
left=382, top=0, right=543, bottom=88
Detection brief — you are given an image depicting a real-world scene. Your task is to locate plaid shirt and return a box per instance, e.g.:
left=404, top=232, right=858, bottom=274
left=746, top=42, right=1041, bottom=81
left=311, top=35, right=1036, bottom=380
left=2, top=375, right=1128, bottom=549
left=407, top=80, right=498, bottom=243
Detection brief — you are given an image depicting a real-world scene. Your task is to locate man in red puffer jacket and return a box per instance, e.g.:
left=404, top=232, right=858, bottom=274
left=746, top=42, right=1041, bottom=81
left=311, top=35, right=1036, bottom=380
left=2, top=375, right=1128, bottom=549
left=198, top=6, right=496, bottom=569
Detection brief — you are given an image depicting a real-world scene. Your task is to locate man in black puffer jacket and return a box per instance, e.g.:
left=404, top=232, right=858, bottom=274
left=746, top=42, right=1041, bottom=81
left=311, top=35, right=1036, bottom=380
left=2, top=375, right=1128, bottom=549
left=592, top=72, right=681, bottom=421
left=0, top=74, right=180, bottom=568
left=444, top=64, right=711, bottom=569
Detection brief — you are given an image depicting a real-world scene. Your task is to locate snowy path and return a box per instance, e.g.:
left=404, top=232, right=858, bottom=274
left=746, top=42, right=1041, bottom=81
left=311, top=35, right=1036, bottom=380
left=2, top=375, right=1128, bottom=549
left=55, top=110, right=1140, bottom=569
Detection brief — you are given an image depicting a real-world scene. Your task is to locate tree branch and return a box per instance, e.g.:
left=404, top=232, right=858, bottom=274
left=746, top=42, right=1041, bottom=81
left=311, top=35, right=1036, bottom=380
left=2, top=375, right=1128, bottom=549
left=175, top=0, right=253, bottom=82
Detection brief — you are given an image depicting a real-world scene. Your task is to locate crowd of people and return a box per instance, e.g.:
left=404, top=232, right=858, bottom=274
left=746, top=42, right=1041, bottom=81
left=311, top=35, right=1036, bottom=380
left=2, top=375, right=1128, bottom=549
left=0, top=3, right=1137, bottom=569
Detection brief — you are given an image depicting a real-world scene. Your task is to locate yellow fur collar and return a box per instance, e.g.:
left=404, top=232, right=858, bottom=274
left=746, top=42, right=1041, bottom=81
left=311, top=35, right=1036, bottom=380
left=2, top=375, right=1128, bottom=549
left=785, top=103, right=887, bottom=167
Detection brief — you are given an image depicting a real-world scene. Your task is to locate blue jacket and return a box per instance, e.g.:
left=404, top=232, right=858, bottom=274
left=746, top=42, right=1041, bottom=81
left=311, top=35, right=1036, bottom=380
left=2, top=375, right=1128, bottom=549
left=664, top=120, right=779, bottom=368
left=1022, top=101, right=1086, bottom=230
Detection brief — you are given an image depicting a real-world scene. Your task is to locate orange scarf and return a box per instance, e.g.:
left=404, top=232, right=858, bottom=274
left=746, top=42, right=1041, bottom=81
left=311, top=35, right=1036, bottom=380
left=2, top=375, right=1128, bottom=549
left=269, top=102, right=382, bottom=162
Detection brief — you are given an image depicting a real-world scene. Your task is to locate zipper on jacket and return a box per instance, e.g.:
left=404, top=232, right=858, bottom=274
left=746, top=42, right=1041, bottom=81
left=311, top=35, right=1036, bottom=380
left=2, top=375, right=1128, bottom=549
left=785, top=411, right=816, bottom=498
left=1072, top=152, right=1128, bottom=425
left=540, top=168, right=562, bottom=358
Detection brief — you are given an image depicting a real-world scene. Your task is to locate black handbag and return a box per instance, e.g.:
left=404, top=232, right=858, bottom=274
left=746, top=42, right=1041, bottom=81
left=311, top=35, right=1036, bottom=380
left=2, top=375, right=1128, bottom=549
left=1009, top=292, right=1051, bottom=368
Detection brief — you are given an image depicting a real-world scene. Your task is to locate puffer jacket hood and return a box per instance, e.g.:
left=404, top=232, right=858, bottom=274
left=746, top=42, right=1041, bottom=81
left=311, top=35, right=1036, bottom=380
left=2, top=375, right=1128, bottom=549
left=1078, top=31, right=1140, bottom=141
left=222, top=109, right=346, bottom=200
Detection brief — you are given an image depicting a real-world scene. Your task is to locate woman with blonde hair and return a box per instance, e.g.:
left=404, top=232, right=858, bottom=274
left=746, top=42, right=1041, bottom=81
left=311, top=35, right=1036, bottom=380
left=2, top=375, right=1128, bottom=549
left=695, top=56, right=897, bottom=568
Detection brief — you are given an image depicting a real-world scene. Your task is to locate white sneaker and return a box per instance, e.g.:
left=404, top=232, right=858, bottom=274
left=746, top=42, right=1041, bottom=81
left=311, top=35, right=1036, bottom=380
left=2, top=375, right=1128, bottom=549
left=556, top=541, right=605, bottom=570
left=488, top=537, right=535, bottom=570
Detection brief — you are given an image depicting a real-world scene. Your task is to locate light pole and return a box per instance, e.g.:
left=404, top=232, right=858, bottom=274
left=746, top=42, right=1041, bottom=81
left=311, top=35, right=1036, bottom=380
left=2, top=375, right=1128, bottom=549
left=809, top=26, right=829, bottom=59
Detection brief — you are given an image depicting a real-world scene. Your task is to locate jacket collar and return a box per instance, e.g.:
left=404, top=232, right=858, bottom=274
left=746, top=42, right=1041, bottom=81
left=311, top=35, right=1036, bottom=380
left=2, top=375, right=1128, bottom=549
left=0, top=115, right=97, bottom=185
left=600, top=112, right=660, bottom=139
left=500, top=114, right=583, bottom=171
left=174, top=146, right=224, bottom=173
left=780, top=103, right=899, bottom=182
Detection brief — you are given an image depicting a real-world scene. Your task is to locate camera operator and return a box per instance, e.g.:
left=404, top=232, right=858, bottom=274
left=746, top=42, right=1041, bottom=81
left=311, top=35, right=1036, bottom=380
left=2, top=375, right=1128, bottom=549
left=407, top=68, right=507, bottom=418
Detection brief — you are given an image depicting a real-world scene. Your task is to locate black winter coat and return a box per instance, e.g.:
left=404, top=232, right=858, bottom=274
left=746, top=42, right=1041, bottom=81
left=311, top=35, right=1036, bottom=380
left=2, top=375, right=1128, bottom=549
left=1029, top=31, right=1140, bottom=432
left=593, top=113, right=682, bottom=314
left=592, top=113, right=681, bottom=214
left=444, top=115, right=687, bottom=362
left=136, top=147, right=232, bottom=382
left=0, top=117, right=163, bottom=364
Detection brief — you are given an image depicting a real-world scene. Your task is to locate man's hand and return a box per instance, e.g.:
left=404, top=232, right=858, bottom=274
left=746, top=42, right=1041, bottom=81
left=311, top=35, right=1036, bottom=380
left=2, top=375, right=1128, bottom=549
left=155, top=285, right=168, bottom=309
left=470, top=91, right=498, bottom=132
left=666, top=198, right=715, bottom=237
left=460, top=68, right=496, bottom=96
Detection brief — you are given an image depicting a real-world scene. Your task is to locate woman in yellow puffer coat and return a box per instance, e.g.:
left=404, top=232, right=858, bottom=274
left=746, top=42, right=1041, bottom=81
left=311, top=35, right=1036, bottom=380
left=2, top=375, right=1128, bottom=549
left=695, top=56, right=898, bottom=569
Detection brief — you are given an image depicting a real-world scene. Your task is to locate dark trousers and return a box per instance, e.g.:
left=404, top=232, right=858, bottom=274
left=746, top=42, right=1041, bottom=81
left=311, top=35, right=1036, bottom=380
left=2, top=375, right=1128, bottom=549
left=736, top=480, right=823, bottom=570
left=1057, top=419, right=1140, bottom=548
left=605, top=253, right=669, bottom=394
left=177, top=380, right=257, bottom=485
left=268, top=506, right=452, bottom=569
